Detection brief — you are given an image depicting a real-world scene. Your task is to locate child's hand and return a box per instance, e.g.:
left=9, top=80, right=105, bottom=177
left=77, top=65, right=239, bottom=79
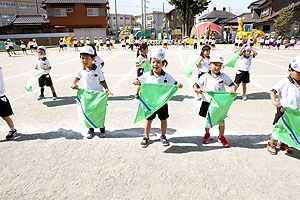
left=194, top=88, right=203, bottom=94
left=141, top=60, right=145, bottom=64
left=105, top=89, right=113, bottom=96
left=229, top=86, right=236, bottom=94
left=177, top=82, right=183, bottom=88
left=71, top=84, right=78, bottom=90
left=133, top=79, right=140, bottom=85
left=272, top=101, right=281, bottom=108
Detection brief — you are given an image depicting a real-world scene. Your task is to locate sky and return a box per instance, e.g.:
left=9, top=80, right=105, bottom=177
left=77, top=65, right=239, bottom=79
left=108, top=0, right=255, bottom=16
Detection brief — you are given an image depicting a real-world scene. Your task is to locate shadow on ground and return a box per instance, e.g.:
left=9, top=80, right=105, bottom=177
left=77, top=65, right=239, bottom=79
left=43, top=96, right=76, bottom=107
left=0, top=128, right=83, bottom=142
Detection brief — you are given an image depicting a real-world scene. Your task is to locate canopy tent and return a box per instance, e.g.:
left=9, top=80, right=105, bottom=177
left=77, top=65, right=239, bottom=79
left=190, top=22, right=221, bottom=39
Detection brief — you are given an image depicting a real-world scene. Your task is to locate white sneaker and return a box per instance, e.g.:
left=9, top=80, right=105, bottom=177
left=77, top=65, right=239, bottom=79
left=242, top=94, right=247, bottom=101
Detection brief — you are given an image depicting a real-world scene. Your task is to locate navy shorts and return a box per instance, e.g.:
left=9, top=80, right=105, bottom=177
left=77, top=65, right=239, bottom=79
left=234, top=70, right=250, bottom=84
left=0, top=96, right=14, bottom=117
left=38, top=74, right=53, bottom=87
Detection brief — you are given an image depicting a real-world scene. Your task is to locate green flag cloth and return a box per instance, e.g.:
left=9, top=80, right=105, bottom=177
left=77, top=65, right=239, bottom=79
left=204, top=91, right=238, bottom=128
left=25, top=69, right=45, bottom=92
left=76, top=88, right=108, bottom=128
left=181, top=51, right=200, bottom=78
left=134, top=83, right=178, bottom=124
left=223, top=49, right=240, bottom=69
left=272, top=107, right=300, bottom=150
left=143, top=60, right=152, bottom=72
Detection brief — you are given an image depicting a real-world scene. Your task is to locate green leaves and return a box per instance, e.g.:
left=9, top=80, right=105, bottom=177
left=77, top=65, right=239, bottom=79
left=274, top=7, right=293, bottom=35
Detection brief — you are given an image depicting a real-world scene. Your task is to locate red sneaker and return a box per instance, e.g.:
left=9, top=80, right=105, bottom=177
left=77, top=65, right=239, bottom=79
left=218, top=135, right=230, bottom=147
left=202, top=133, right=210, bottom=144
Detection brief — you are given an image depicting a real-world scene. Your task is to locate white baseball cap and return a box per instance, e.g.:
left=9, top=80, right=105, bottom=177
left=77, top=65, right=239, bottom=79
left=290, top=56, right=300, bottom=72
left=80, top=46, right=94, bottom=55
left=38, top=46, right=46, bottom=52
left=150, top=48, right=165, bottom=60
left=209, top=53, right=224, bottom=64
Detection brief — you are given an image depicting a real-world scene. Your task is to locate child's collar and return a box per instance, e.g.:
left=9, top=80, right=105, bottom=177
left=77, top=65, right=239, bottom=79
left=208, top=70, right=221, bottom=77
left=150, top=69, right=165, bottom=77
left=288, top=75, right=300, bottom=85
left=83, top=64, right=97, bottom=71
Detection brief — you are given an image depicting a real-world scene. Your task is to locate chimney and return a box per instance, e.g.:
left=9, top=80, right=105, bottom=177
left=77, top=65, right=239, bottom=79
left=213, top=7, right=216, bottom=11
left=223, top=7, right=226, bottom=11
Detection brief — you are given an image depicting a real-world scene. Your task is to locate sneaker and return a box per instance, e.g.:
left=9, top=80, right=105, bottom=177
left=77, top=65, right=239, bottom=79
left=279, top=142, right=293, bottom=154
left=242, top=94, right=247, bottom=101
left=135, top=94, right=139, bottom=100
left=87, top=128, right=94, bottom=139
left=218, top=135, right=230, bottom=147
left=6, top=129, right=17, bottom=140
left=202, top=133, right=210, bottom=144
left=160, top=135, right=169, bottom=146
left=52, top=95, right=57, bottom=100
left=140, top=137, right=149, bottom=148
left=100, top=127, right=105, bottom=138
left=37, top=95, right=44, bottom=100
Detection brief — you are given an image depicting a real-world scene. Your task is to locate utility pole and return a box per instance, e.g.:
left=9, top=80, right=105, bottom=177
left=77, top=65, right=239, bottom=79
left=115, top=0, right=118, bottom=31
left=163, top=2, right=165, bottom=15
left=141, top=0, right=144, bottom=29
left=144, top=0, right=147, bottom=30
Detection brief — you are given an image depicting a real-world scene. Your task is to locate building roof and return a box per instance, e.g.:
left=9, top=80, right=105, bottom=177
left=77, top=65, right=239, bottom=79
left=247, top=0, right=265, bottom=9
left=224, top=13, right=261, bottom=24
left=11, top=15, right=50, bottom=24
left=199, top=10, right=236, bottom=20
left=42, top=0, right=107, bottom=3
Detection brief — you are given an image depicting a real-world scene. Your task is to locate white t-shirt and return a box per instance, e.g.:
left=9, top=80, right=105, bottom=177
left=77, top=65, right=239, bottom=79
left=193, top=39, right=198, bottom=43
left=290, top=39, right=295, bottom=44
left=99, top=39, right=103, bottom=44
left=86, top=40, right=91, bottom=45
left=5, top=44, right=9, bottom=50
left=195, top=71, right=233, bottom=93
left=121, top=40, right=125, bottom=45
left=0, top=67, right=6, bottom=96
left=138, top=70, right=177, bottom=85
left=198, top=57, right=210, bottom=73
left=265, top=39, right=270, bottom=44
left=212, top=40, right=216, bottom=45
left=93, top=55, right=104, bottom=68
left=36, top=58, right=51, bottom=74
left=59, top=41, right=64, bottom=45
left=237, top=54, right=254, bottom=71
left=272, top=76, right=300, bottom=109
left=28, top=41, right=33, bottom=46
left=80, top=40, right=84, bottom=44
left=136, top=54, right=149, bottom=69
left=94, top=40, right=98, bottom=44
left=7, top=42, right=13, bottom=47
left=163, top=39, right=168, bottom=44
left=200, top=39, right=204, bottom=43
left=76, top=64, right=105, bottom=91
left=33, top=42, right=37, bottom=47
left=73, top=40, right=78, bottom=45
left=276, top=39, right=281, bottom=44
left=21, top=44, right=26, bottom=49
left=270, top=39, right=274, bottom=43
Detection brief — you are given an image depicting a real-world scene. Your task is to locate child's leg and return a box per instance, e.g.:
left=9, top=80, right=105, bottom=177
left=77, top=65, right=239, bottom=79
left=161, top=119, right=167, bottom=136
left=242, top=83, right=247, bottom=95
left=218, top=120, right=225, bottom=137
left=136, top=86, right=140, bottom=95
left=205, top=128, right=210, bottom=134
left=50, top=85, right=56, bottom=93
left=2, top=116, right=15, bottom=129
left=144, top=120, right=153, bottom=139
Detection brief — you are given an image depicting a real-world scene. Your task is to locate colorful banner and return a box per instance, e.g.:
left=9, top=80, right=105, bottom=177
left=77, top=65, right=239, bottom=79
left=77, top=88, right=108, bottom=128
left=134, top=83, right=178, bottom=124
left=272, top=107, right=300, bottom=150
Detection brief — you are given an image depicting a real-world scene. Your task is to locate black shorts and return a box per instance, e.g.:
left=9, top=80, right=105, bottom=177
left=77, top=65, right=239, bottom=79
left=260, top=42, right=264, bottom=46
left=122, top=45, right=125, bottom=47
left=235, top=43, right=238, bottom=46
left=234, top=70, right=250, bottom=84
left=34, top=47, right=37, bottom=50
left=9, top=46, right=14, bottom=50
left=134, top=43, right=139, bottom=47
left=211, top=44, right=215, bottom=47
left=22, top=48, right=26, bottom=51
left=277, top=44, right=280, bottom=47
left=265, top=44, right=270, bottom=46
left=60, top=45, right=64, bottom=48
left=147, top=103, right=169, bottom=120
left=6, top=49, right=10, bottom=52
left=239, top=43, right=243, bottom=47
left=38, top=74, right=53, bottom=87
left=0, top=95, right=14, bottom=117
left=30, top=45, right=33, bottom=49
left=200, top=42, right=203, bottom=45
left=74, top=44, right=78, bottom=47
left=100, top=43, right=103, bottom=46
left=290, top=44, right=294, bottom=47
left=106, top=44, right=110, bottom=47
left=250, top=43, right=254, bottom=47
left=137, top=68, right=144, bottom=77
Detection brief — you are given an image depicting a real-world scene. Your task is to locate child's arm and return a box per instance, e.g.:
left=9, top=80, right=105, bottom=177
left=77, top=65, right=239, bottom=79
left=136, top=60, right=145, bottom=67
left=229, top=84, right=237, bottom=94
left=71, top=77, right=80, bottom=90
left=133, top=78, right=141, bottom=85
left=239, top=44, right=246, bottom=55
left=100, top=63, right=104, bottom=69
left=252, top=48, right=258, bottom=57
left=177, top=82, right=183, bottom=88
left=35, top=64, right=38, bottom=70
left=100, top=80, right=113, bottom=95
left=270, top=90, right=281, bottom=108
left=193, top=83, right=202, bottom=94
left=196, top=57, right=203, bottom=68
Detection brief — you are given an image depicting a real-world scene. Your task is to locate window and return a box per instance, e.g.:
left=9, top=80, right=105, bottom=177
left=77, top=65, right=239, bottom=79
left=125, top=17, right=130, bottom=20
left=54, top=8, right=67, bottom=17
left=0, top=12, right=15, bottom=18
left=87, top=8, right=99, bottom=16
left=171, top=15, right=174, bottom=20
left=147, top=16, right=152, bottom=20
left=261, top=7, right=270, bottom=18
left=0, top=2, right=16, bottom=8
left=113, top=17, right=116, bottom=19
left=18, top=3, right=37, bottom=9
left=119, top=17, right=123, bottom=20
left=67, top=8, right=73, bottom=12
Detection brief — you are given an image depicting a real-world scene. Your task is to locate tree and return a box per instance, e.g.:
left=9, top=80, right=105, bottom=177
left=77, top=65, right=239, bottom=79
left=168, top=0, right=210, bottom=36
left=274, top=7, right=293, bottom=36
